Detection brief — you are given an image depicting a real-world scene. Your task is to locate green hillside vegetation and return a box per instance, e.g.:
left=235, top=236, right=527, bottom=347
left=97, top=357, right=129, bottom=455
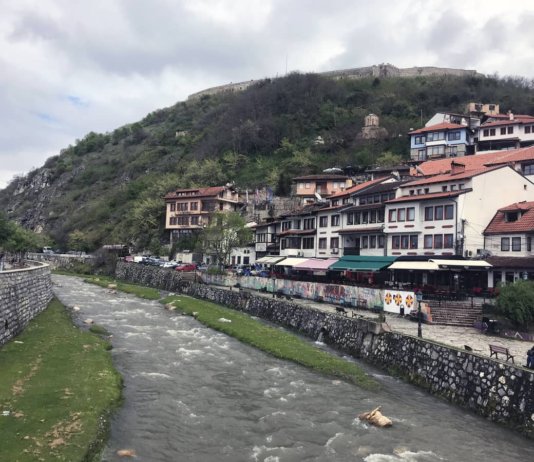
left=2, top=72, right=534, bottom=251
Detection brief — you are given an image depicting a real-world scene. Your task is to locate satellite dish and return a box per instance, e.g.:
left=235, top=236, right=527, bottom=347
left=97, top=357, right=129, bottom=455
left=314, top=192, right=325, bottom=202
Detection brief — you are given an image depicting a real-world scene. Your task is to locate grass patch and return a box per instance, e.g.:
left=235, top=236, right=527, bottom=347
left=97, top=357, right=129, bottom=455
left=89, top=324, right=111, bottom=337
left=84, top=275, right=161, bottom=300
left=161, top=294, right=377, bottom=389
left=0, top=298, right=122, bottom=462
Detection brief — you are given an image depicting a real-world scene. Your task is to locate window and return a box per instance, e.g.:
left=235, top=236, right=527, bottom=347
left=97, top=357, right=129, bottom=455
left=170, top=217, right=176, bottom=225
left=444, top=204, right=454, bottom=219
left=449, top=145, right=458, bottom=156
left=190, top=202, right=198, bottom=211
left=424, top=235, right=433, bottom=249
left=448, top=131, right=461, bottom=141
left=501, top=237, right=510, bottom=251
left=512, top=237, right=521, bottom=251
left=500, top=127, right=506, bottom=135
left=388, top=209, right=397, bottom=222
left=407, top=207, right=415, bottom=221
left=370, top=235, right=377, bottom=248
left=319, top=216, right=328, bottom=227
left=442, top=185, right=448, bottom=192
left=459, top=183, right=465, bottom=190
left=330, top=237, right=339, bottom=249
left=397, top=208, right=406, bottom=222
left=177, top=216, right=189, bottom=226
left=319, top=238, right=327, bottom=249
left=362, top=212, right=368, bottom=224
left=450, top=184, right=457, bottom=191
left=410, top=235, right=418, bottom=249
left=490, top=128, right=496, bottom=136
left=347, top=213, right=354, bottom=225
left=303, top=218, right=315, bottom=230
left=378, top=210, right=385, bottom=222
left=524, top=164, right=534, bottom=175
left=427, top=131, right=445, bottom=142
left=526, top=126, right=532, bottom=134
left=362, top=236, right=369, bottom=249
left=401, top=235, right=409, bottom=249
left=282, top=221, right=291, bottom=231
left=294, top=219, right=301, bottom=230
left=392, top=236, right=400, bottom=249
left=508, top=126, right=514, bottom=134
left=409, top=190, right=415, bottom=195
left=191, top=216, right=199, bottom=225
left=427, top=145, right=445, bottom=157
left=528, top=236, right=532, bottom=252
left=378, top=235, right=385, bottom=248
left=418, top=149, right=426, bottom=161
left=331, top=215, right=340, bottom=227
left=170, top=203, right=176, bottom=211
left=305, top=182, right=311, bottom=189
left=483, top=129, right=489, bottom=137
left=424, top=207, right=434, bottom=221
left=444, top=234, right=454, bottom=248
left=435, top=206, right=444, bottom=220
left=424, top=188, right=429, bottom=194
left=434, top=234, right=443, bottom=249
left=302, top=237, right=315, bottom=249
left=177, top=202, right=188, bottom=211
left=506, top=212, right=519, bottom=222
left=414, top=135, right=425, bottom=145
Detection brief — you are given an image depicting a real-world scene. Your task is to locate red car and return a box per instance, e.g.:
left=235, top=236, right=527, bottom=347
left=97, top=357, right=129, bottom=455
left=175, top=263, right=197, bottom=272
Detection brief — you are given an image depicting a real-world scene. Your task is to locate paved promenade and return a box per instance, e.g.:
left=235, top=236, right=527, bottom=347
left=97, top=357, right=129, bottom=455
left=227, top=285, right=534, bottom=368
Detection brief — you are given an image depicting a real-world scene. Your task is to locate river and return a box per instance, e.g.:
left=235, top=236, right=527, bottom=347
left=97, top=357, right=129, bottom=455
left=52, top=275, right=534, bottom=462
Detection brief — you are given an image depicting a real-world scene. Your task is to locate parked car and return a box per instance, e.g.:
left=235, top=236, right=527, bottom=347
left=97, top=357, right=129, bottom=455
left=175, top=263, right=197, bottom=272
left=161, top=260, right=180, bottom=268
left=197, top=264, right=208, bottom=272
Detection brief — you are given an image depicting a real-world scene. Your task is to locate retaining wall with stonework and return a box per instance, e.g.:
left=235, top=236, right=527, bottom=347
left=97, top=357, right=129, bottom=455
left=0, top=262, right=53, bottom=346
left=115, top=262, right=534, bottom=438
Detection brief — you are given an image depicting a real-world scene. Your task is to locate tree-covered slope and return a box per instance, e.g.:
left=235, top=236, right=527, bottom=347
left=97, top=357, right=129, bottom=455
left=2, top=72, right=534, bottom=251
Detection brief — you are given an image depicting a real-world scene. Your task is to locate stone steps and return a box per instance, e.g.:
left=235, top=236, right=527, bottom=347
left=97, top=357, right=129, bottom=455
left=427, top=301, right=482, bottom=327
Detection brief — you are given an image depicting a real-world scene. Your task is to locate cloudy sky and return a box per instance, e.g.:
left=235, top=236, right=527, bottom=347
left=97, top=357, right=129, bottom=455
left=1, top=0, right=534, bottom=188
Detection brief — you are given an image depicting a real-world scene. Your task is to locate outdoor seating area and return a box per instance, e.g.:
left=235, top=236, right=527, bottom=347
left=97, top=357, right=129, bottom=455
left=489, top=344, right=515, bottom=363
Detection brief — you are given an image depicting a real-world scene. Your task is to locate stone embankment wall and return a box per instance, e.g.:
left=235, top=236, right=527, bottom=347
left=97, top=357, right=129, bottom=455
left=26, top=253, right=94, bottom=270
left=0, top=262, right=53, bottom=346
left=115, top=262, right=534, bottom=438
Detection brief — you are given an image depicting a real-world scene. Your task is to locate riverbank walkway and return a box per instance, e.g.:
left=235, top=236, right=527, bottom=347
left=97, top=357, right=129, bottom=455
left=218, top=284, right=534, bottom=368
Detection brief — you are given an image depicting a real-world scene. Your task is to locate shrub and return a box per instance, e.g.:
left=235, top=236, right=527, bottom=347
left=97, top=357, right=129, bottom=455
left=495, top=280, right=534, bottom=330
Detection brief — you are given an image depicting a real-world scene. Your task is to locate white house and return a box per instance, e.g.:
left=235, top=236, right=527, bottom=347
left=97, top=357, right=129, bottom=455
left=478, top=113, right=534, bottom=151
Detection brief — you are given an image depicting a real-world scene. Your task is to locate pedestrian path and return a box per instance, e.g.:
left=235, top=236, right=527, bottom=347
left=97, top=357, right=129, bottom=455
left=226, top=285, right=533, bottom=369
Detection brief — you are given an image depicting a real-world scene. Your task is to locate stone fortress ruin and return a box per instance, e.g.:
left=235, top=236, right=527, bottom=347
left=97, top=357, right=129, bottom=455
left=188, top=63, right=481, bottom=100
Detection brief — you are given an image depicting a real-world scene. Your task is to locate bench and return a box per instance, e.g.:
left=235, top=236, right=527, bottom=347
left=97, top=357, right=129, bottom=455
left=335, top=306, right=348, bottom=316
left=489, top=344, right=515, bottom=363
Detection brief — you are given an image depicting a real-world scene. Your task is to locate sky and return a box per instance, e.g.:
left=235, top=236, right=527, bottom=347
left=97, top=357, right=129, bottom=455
left=2, top=0, right=534, bottom=189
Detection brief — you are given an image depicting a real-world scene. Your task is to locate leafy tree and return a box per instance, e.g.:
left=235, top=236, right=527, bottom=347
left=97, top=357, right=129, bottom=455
left=68, top=230, right=90, bottom=253
left=374, top=151, right=404, bottom=167
left=495, top=280, right=534, bottom=330
left=199, top=212, right=252, bottom=266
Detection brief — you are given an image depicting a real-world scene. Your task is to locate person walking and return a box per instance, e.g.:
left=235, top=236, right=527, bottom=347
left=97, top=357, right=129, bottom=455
left=527, top=346, right=534, bottom=369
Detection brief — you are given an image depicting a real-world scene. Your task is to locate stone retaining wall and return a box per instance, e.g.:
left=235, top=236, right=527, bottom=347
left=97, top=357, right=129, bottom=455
left=0, top=262, right=53, bottom=346
left=26, top=252, right=94, bottom=270
left=115, top=262, right=534, bottom=438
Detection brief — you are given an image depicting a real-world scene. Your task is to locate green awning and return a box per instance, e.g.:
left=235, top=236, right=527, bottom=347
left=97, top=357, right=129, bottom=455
left=328, top=256, right=396, bottom=272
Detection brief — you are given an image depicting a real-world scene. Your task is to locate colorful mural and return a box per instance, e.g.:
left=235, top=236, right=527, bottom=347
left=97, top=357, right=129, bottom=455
left=382, top=289, right=416, bottom=314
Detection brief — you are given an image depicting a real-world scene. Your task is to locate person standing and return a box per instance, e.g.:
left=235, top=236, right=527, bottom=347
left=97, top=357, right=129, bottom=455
left=527, top=346, right=534, bottom=369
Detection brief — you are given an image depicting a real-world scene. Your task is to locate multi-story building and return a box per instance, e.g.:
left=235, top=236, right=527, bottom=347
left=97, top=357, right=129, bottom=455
left=278, top=204, right=324, bottom=258
left=483, top=201, right=534, bottom=286
left=253, top=220, right=281, bottom=259
left=409, top=122, right=474, bottom=162
left=164, top=185, right=241, bottom=243
left=478, top=113, right=534, bottom=151
left=384, top=162, right=534, bottom=258
left=292, top=174, right=352, bottom=204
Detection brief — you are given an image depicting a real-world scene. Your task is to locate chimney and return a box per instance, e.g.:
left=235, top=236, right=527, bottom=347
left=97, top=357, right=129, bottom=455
left=508, top=110, right=514, bottom=121
left=450, top=161, right=466, bottom=175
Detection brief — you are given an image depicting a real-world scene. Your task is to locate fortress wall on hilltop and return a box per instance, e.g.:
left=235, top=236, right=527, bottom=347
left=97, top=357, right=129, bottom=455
left=188, top=65, right=481, bottom=100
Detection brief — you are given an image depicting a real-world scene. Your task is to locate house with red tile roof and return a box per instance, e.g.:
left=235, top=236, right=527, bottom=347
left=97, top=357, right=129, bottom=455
left=292, top=174, right=353, bottom=204
left=164, top=185, right=242, bottom=243
left=383, top=165, right=534, bottom=260
left=483, top=201, right=534, bottom=286
left=478, top=113, right=534, bottom=151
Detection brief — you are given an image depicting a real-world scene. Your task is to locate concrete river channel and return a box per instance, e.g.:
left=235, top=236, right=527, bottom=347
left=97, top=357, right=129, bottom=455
left=52, top=275, right=534, bottom=462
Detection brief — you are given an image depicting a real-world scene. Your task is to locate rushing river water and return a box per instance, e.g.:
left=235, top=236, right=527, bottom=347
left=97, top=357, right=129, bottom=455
left=52, top=275, right=534, bottom=462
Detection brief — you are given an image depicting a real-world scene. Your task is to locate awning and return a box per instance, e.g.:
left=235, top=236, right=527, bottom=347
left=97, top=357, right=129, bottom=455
left=293, top=258, right=339, bottom=271
left=431, top=259, right=492, bottom=269
left=388, top=261, right=440, bottom=271
left=256, top=256, right=286, bottom=264
left=274, top=257, right=308, bottom=267
left=329, top=256, right=396, bottom=272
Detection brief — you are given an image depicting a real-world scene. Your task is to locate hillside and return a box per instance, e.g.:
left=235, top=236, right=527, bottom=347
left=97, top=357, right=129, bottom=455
left=2, top=71, right=534, bottom=252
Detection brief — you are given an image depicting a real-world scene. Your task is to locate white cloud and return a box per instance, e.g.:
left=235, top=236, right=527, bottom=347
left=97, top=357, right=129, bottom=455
left=2, top=0, right=534, bottom=188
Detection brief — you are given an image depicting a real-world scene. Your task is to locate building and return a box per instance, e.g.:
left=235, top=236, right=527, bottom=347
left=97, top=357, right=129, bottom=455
left=164, top=185, right=242, bottom=243
left=483, top=201, right=534, bottom=286
left=292, top=174, right=352, bottom=204
left=478, top=113, right=534, bottom=151
left=358, top=113, right=388, bottom=139
left=253, top=220, right=281, bottom=259
left=384, top=162, right=534, bottom=258
left=409, top=122, right=475, bottom=162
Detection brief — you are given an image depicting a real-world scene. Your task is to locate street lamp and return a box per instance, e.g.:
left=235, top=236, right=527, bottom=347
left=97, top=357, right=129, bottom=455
left=272, top=273, right=276, bottom=298
left=416, top=290, right=423, bottom=338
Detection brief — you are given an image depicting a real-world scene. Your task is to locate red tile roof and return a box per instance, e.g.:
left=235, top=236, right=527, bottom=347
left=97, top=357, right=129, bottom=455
left=484, top=201, right=534, bottom=234
left=329, top=176, right=390, bottom=198
left=408, top=122, right=466, bottom=135
left=403, top=165, right=504, bottom=187
left=164, top=186, right=226, bottom=200
left=386, top=190, right=468, bottom=204
left=481, top=115, right=534, bottom=128
left=411, top=146, right=534, bottom=176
